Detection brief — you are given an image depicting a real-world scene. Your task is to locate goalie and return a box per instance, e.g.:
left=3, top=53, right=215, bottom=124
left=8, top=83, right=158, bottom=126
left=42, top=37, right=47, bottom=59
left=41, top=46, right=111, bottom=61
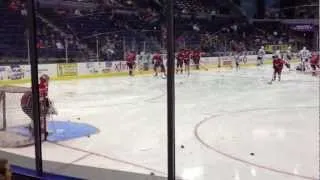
left=20, top=74, right=57, bottom=140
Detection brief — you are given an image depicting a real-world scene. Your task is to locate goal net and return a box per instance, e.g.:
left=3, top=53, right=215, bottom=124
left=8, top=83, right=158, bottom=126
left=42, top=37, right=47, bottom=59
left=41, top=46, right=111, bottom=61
left=136, top=53, right=154, bottom=71
left=218, top=53, right=234, bottom=68
left=0, top=85, right=35, bottom=147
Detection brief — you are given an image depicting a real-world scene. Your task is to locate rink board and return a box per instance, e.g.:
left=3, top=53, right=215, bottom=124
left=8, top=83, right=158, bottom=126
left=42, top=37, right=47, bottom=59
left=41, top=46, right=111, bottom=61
left=0, top=54, right=293, bottom=84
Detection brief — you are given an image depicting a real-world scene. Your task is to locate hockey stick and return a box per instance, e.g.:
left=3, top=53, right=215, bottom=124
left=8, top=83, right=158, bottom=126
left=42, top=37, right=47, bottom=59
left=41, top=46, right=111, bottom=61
left=195, top=63, right=208, bottom=71
left=200, top=64, right=209, bottom=71
left=135, top=63, right=143, bottom=74
left=268, top=72, right=275, bottom=84
left=185, top=64, right=191, bottom=76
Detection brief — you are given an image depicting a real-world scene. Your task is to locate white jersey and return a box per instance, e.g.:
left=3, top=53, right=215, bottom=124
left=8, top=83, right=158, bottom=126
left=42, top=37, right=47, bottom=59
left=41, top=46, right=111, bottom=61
left=299, top=49, right=311, bottom=60
left=137, top=53, right=152, bottom=64
left=234, top=53, right=241, bottom=63
left=257, top=49, right=265, bottom=58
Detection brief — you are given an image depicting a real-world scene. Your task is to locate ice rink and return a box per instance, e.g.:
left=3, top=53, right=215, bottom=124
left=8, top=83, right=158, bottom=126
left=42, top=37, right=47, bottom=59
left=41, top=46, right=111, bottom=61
left=2, top=65, right=319, bottom=180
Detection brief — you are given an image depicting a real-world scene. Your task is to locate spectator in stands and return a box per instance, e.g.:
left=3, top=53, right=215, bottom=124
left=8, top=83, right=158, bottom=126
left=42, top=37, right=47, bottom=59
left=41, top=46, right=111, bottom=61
left=20, top=4, right=27, bottom=16
left=8, top=0, right=18, bottom=11
left=56, top=40, right=64, bottom=49
left=37, top=40, right=45, bottom=49
left=44, top=40, right=50, bottom=48
left=74, top=9, right=82, bottom=16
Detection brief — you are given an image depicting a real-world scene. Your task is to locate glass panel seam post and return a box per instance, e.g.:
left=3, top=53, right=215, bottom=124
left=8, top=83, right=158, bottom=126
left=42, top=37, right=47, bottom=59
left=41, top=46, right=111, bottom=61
left=27, top=0, right=43, bottom=176
left=166, top=0, right=175, bottom=179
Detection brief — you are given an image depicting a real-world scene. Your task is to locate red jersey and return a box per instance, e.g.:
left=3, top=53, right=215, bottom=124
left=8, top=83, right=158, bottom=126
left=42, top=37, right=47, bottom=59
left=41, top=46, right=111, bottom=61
left=21, top=82, right=48, bottom=106
left=273, top=58, right=284, bottom=70
left=192, top=50, right=201, bottom=60
left=153, top=53, right=163, bottom=64
left=183, top=50, right=191, bottom=61
left=126, top=52, right=136, bottom=63
left=177, top=51, right=184, bottom=62
left=39, top=81, right=48, bottom=99
left=310, top=54, right=319, bottom=65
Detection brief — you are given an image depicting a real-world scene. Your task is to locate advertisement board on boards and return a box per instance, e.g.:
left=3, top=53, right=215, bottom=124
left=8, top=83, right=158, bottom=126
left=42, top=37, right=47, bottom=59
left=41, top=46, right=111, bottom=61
left=57, top=63, right=78, bottom=77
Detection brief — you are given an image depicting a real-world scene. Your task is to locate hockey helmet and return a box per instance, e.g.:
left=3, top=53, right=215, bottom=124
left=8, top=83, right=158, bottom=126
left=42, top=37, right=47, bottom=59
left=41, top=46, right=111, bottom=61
left=272, top=53, right=278, bottom=59
left=40, top=74, right=50, bottom=82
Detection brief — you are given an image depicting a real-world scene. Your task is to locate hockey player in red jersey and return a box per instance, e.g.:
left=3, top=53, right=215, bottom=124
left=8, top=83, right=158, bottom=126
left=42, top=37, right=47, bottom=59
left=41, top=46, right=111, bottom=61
left=20, top=74, right=55, bottom=140
left=176, top=49, right=184, bottom=74
left=152, top=52, right=166, bottom=78
left=192, top=49, right=201, bottom=70
left=272, top=54, right=285, bottom=81
left=310, top=52, right=319, bottom=76
left=39, top=74, right=49, bottom=99
left=126, top=51, right=136, bottom=76
left=184, top=49, right=191, bottom=75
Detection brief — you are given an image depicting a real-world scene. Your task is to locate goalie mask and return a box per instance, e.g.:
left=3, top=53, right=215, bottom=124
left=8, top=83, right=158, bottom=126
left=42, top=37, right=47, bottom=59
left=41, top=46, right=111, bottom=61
left=40, top=74, right=50, bottom=83
left=272, top=54, right=279, bottom=59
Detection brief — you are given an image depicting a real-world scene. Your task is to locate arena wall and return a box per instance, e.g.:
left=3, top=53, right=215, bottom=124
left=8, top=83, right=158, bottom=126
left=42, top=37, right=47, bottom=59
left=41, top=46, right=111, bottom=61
left=0, top=54, right=276, bottom=84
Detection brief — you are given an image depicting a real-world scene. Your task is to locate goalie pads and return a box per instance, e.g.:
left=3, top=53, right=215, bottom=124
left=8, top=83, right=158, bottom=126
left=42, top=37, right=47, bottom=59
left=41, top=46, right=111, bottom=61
left=47, top=100, right=58, bottom=115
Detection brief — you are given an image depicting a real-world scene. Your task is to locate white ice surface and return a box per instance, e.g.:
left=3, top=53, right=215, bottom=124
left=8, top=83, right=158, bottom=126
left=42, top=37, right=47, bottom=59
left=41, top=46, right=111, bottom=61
left=1, top=66, right=319, bottom=180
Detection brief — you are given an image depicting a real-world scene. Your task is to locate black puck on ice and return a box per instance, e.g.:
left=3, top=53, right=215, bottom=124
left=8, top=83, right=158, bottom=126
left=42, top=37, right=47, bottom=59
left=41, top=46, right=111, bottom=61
left=250, top=152, right=255, bottom=156
left=180, top=145, right=184, bottom=149
left=150, top=172, right=155, bottom=176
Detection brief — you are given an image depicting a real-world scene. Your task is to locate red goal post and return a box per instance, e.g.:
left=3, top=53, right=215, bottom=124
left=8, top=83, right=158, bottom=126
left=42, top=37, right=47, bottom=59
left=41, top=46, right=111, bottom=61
left=218, top=54, right=233, bottom=68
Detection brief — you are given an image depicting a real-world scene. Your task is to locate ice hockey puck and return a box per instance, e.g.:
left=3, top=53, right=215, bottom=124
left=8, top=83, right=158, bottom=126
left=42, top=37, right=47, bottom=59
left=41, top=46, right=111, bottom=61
left=150, top=172, right=155, bottom=176
left=180, top=145, right=184, bottom=149
left=250, top=152, right=255, bottom=156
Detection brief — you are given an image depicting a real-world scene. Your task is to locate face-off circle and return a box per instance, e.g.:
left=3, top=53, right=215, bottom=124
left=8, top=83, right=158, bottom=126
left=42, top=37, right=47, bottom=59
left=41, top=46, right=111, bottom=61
left=195, top=107, right=318, bottom=179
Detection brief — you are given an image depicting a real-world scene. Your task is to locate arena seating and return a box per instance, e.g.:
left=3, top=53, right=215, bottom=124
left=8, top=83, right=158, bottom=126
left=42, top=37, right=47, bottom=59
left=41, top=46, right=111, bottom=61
left=0, top=1, right=84, bottom=62
left=0, top=0, right=317, bottom=62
